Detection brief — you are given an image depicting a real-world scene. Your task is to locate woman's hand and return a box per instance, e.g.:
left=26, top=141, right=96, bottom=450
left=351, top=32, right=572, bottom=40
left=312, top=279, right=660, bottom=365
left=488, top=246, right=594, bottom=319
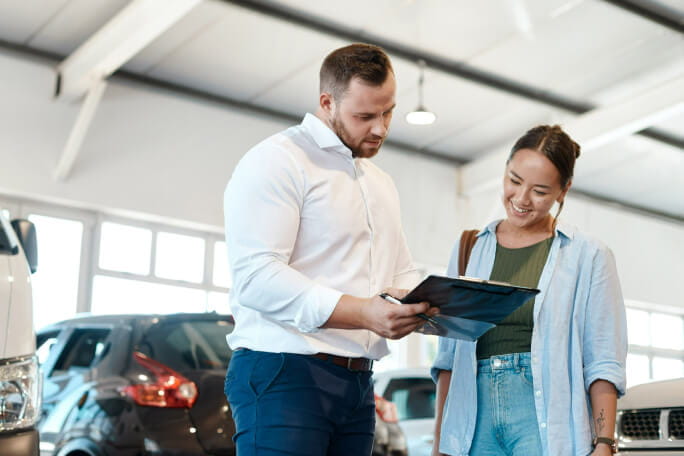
left=590, top=443, right=614, bottom=456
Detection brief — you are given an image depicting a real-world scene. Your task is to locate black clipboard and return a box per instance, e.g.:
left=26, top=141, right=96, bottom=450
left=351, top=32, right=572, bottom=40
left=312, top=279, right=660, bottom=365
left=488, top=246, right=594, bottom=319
left=400, top=275, right=539, bottom=340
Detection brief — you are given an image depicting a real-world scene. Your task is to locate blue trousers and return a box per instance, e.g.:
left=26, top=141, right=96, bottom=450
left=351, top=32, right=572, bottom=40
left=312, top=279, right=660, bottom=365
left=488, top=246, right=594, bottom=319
left=224, top=349, right=375, bottom=456
left=470, top=352, right=543, bottom=456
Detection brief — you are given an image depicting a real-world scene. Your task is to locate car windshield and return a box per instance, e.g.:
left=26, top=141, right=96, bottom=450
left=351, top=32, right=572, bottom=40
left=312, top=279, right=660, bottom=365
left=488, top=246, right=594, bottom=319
left=137, top=319, right=234, bottom=371
left=383, top=377, right=436, bottom=420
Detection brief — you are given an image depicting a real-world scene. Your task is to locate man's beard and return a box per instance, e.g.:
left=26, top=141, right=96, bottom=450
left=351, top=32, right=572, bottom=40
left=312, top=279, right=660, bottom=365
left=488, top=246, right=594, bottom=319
left=330, top=114, right=383, bottom=158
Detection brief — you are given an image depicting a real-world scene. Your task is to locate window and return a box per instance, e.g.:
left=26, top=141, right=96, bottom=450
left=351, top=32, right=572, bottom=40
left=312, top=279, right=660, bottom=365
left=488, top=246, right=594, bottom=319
left=3, top=196, right=231, bottom=329
left=213, top=241, right=231, bottom=288
left=99, top=222, right=152, bottom=275
left=626, top=304, right=684, bottom=387
left=207, top=291, right=230, bottom=314
left=91, top=275, right=207, bottom=315
left=53, top=328, right=111, bottom=373
left=138, top=318, right=234, bottom=371
left=28, top=215, right=83, bottom=331
left=383, top=377, right=436, bottom=420
left=155, top=232, right=205, bottom=283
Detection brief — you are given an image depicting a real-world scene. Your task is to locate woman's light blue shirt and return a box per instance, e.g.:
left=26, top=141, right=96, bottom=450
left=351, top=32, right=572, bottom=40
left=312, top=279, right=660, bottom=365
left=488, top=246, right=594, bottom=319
left=432, top=220, right=627, bottom=456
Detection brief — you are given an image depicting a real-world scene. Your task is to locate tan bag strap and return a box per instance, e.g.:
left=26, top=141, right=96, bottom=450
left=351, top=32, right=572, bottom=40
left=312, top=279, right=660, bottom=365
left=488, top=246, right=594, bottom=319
left=458, top=229, right=479, bottom=276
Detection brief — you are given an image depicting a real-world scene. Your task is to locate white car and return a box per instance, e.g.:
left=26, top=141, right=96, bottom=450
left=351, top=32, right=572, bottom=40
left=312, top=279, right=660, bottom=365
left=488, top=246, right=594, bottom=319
left=616, top=377, right=684, bottom=455
left=0, top=216, right=40, bottom=455
left=374, top=368, right=436, bottom=456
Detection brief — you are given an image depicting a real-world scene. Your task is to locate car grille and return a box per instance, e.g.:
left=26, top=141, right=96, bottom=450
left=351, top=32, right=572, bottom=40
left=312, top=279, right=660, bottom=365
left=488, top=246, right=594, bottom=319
left=670, top=409, right=684, bottom=440
left=620, top=410, right=660, bottom=440
left=619, top=408, right=684, bottom=444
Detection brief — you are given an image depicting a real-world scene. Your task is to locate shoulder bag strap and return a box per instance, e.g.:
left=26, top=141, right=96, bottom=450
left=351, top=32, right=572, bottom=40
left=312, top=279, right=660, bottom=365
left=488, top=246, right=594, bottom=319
left=458, top=229, right=479, bottom=276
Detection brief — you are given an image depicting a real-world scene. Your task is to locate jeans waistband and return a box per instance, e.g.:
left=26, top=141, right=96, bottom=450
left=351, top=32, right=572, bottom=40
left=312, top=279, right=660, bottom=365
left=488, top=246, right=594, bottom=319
left=477, top=352, right=532, bottom=372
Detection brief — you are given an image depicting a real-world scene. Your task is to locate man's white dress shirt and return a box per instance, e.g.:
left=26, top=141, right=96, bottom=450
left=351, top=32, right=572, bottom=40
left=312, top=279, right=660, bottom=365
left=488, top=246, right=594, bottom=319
left=224, top=113, right=419, bottom=359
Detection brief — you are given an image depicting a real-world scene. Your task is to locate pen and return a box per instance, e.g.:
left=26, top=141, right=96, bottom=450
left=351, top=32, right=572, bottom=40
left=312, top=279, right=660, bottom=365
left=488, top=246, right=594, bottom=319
left=379, top=293, right=440, bottom=326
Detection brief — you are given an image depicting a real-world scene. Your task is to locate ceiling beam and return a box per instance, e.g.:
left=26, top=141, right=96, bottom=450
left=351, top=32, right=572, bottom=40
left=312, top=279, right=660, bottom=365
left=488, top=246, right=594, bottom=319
left=223, top=0, right=684, bottom=151
left=460, top=75, right=684, bottom=195
left=56, top=0, right=201, bottom=101
left=54, top=79, right=108, bottom=181
left=1, top=40, right=681, bottom=223
left=601, top=0, right=684, bottom=34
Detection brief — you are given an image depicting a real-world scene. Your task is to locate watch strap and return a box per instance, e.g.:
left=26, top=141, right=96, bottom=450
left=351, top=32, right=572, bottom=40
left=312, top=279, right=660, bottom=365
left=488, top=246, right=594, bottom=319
left=593, top=436, right=617, bottom=453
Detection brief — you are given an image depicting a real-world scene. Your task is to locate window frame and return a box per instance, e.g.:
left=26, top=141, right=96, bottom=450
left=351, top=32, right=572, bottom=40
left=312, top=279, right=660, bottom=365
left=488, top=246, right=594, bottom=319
left=626, top=301, right=684, bottom=385
left=2, top=195, right=231, bottom=330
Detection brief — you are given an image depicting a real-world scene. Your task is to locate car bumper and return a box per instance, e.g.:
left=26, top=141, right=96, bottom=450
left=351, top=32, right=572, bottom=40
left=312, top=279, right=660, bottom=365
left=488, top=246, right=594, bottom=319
left=0, top=429, right=39, bottom=456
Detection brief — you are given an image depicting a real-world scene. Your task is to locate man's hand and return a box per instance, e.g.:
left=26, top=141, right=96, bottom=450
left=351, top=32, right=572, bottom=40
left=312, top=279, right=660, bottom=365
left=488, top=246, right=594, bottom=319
left=361, top=287, right=437, bottom=339
left=323, top=287, right=438, bottom=339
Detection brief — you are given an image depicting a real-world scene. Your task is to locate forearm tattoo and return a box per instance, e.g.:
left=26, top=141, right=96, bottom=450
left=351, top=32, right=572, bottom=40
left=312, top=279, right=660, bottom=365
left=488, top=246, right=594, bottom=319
left=597, top=408, right=606, bottom=435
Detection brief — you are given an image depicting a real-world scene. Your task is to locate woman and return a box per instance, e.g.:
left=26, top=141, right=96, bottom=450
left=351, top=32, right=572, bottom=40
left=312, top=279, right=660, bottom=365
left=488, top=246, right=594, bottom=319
left=431, top=125, right=627, bottom=456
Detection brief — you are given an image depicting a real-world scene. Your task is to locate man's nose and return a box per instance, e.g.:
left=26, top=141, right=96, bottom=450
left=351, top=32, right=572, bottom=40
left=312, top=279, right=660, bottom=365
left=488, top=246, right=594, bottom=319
left=370, top=117, right=388, bottom=138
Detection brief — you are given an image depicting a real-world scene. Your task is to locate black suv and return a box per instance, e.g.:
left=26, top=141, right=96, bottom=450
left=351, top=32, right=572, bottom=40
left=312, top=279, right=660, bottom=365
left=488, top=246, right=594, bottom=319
left=36, top=313, right=406, bottom=456
left=37, top=313, right=236, bottom=455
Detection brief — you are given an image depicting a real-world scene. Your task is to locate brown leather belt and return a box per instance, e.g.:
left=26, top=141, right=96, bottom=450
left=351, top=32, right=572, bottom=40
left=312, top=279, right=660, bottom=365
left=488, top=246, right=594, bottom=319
left=311, top=353, right=373, bottom=372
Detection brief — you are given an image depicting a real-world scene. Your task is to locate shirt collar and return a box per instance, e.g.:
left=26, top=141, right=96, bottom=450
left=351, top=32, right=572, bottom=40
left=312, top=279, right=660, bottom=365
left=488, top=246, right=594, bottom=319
left=479, top=219, right=575, bottom=241
left=301, top=113, right=352, bottom=156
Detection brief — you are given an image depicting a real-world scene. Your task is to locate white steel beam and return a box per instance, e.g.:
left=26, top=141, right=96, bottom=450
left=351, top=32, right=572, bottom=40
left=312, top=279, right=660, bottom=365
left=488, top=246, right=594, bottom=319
left=54, top=79, right=107, bottom=181
left=460, top=75, right=684, bottom=196
left=56, top=0, right=201, bottom=101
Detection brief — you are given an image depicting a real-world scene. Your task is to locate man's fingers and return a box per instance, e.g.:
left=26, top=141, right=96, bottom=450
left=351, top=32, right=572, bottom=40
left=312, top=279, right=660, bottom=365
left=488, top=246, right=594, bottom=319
left=393, top=301, right=431, bottom=316
left=383, top=287, right=409, bottom=300
left=426, top=306, right=440, bottom=317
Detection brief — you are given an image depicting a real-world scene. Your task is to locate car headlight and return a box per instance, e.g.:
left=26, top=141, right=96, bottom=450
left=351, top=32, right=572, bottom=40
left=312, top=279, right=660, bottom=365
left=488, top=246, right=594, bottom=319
left=0, top=355, right=41, bottom=432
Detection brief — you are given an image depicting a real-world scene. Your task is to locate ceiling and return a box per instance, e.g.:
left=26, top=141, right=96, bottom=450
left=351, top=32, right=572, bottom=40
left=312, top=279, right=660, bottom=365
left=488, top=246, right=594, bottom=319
left=0, top=0, right=683, bottom=220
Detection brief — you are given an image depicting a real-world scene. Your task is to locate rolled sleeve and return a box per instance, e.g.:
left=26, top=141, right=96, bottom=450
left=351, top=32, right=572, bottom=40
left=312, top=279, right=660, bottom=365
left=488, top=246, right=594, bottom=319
left=295, top=284, right=343, bottom=333
left=584, top=359, right=627, bottom=396
left=582, top=246, right=628, bottom=397
left=431, top=336, right=457, bottom=382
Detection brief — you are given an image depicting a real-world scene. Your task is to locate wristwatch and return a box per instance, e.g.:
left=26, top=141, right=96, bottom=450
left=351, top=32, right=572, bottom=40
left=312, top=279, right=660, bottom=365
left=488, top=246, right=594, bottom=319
left=592, top=436, right=617, bottom=454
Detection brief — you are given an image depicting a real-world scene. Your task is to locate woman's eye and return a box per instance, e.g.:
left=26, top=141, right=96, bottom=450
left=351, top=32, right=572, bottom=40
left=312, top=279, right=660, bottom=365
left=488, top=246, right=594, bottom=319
left=534, top=190, right=548, bottom=196
left=510, top=178, right=520, bottom=185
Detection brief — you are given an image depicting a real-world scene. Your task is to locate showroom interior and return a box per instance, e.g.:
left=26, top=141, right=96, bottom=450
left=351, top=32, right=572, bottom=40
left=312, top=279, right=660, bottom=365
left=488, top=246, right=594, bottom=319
left=0, top=0, right=683, bottom=455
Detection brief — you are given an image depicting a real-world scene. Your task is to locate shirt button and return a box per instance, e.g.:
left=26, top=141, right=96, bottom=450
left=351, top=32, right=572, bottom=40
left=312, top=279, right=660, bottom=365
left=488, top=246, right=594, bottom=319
left=535, top=390, right=542, bottom=397
left=540, top=422, right=547, bottom=429
left=532, top=356, right=538, bottom=363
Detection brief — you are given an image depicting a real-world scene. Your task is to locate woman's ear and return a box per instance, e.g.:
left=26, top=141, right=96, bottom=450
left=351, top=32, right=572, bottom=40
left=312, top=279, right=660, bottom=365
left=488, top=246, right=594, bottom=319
left=558, top=179, right=572, bottom=203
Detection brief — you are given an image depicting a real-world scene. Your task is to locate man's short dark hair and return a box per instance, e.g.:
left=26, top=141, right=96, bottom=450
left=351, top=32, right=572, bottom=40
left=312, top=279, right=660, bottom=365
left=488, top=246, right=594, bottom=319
left=320, top=43, right=394, bottom=101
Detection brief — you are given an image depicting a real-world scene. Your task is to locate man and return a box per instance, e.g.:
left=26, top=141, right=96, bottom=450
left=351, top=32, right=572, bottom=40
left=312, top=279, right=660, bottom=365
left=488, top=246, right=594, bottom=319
left=223, top=43, right=434, bottom=456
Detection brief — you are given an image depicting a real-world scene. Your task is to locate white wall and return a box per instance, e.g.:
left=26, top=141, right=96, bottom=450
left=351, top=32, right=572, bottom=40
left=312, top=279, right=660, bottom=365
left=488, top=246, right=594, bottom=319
left=2, top=50, right=682, bottom=309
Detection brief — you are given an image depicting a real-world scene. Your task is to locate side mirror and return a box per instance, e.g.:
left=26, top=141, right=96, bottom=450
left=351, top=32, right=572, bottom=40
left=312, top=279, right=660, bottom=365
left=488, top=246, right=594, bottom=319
left=11, top=219, right=38, bottom=274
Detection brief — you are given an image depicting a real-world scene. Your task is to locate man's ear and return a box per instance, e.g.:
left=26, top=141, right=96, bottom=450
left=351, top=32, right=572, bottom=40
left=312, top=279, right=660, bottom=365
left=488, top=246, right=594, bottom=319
left=319, top=92, right=335, bottom=115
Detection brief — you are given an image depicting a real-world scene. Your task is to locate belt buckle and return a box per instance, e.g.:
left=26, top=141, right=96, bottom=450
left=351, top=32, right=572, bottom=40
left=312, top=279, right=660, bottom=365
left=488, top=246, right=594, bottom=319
left=347, top=357, right=354, bottom=370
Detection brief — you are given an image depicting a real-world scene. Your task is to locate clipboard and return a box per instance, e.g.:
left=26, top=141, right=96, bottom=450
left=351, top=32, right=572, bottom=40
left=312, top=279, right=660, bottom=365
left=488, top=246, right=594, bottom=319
left=400, top=275, right=539, bottom=340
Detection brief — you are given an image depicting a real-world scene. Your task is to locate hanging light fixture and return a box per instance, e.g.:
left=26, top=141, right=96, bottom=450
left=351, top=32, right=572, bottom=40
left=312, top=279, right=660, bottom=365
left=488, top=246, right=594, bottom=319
left=406, top=59, right=436, bottom=125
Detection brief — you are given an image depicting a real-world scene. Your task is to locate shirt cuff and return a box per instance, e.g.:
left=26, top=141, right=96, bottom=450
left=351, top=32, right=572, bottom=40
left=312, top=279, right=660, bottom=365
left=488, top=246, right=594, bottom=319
left=584, top=360, right=627, bottom=397
left=294, top=284, right=343, bottom=333
left=431, top=337, right=457, bottom=382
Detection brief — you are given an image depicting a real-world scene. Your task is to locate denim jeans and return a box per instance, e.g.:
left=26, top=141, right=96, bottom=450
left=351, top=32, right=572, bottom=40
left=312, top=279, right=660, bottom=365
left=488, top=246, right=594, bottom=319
left=224, top=349, right=375, bottom=456
left=470, top=352, right=543, bottom=456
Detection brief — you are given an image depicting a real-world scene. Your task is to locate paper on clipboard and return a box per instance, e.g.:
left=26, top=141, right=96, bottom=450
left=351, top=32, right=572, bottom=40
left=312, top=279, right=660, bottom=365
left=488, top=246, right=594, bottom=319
left=414, top=315, right=495, bottom=340
left=401, top=275, right=539, bottom=340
